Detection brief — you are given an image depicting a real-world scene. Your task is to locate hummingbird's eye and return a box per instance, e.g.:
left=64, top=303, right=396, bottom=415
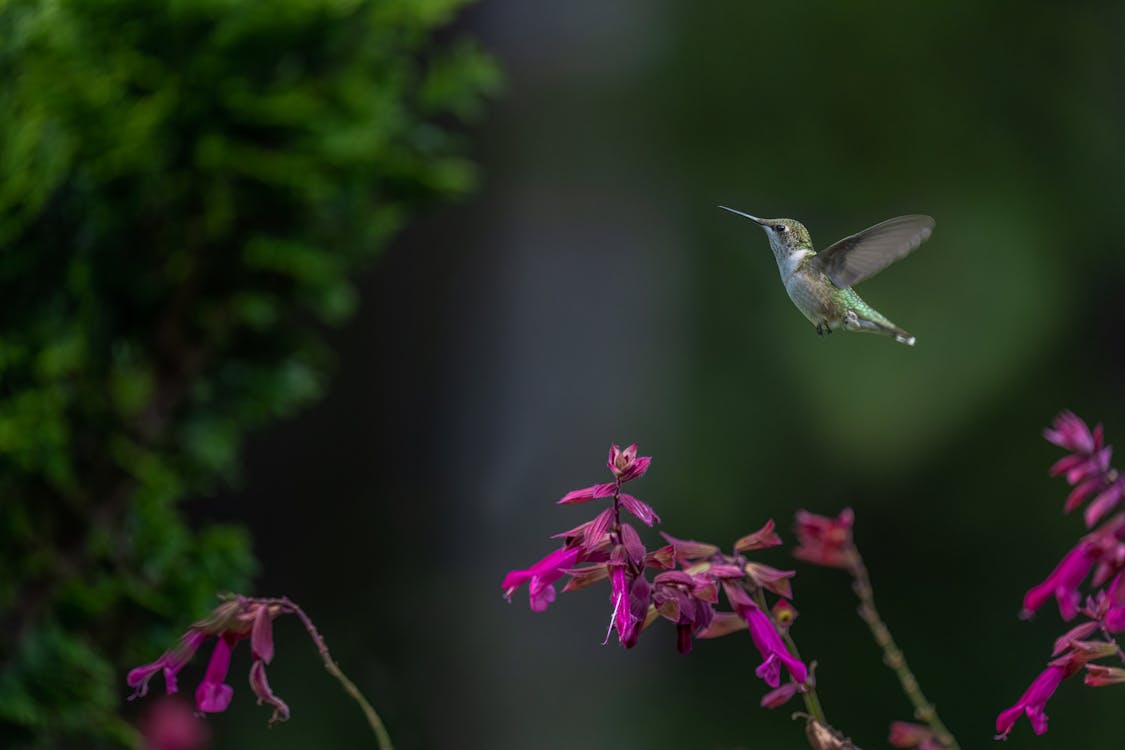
left=773, top=224, right=787, bottom=232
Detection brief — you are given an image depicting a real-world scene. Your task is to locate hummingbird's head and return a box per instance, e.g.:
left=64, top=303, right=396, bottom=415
left=719, top=207, right=813, bottom=255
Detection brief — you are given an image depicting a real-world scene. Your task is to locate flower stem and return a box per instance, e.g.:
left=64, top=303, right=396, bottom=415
left=844, top=550, right=959, bottom=750
left=267, top=597, right=394, bottom=750
left=750, top=587, right=827, bottom=726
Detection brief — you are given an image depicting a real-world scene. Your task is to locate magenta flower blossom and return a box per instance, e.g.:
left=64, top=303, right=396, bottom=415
left=888, top=721, right=944, bottom=750
left=608, top=443, right=651, bottom=482
left=793, top=509, right=855, bottom=568
left=1045, top=411, right=1124, bottom=527
left=195, top=636, right=235, bottom=713
left=127, top=630, right=207, bottom=698
left=651, top=569, right=718, bottom=654
left=1084, top=664, right=1125, bottom=686
left=128, top=598, right=288, bottom=723
left=137, top=697, right=211, bottom=750
left=721, top=582, right=807, bottom=687
left=502, top=545, right=582, bottom=612
left=995, top=664, right=1067, bottom=738
left=1022, top=540, right=1097, bottom=620
left=743, top=603, right=808, bottom=686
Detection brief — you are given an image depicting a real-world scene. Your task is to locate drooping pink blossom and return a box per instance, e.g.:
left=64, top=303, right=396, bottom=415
left=719, top=585, right=808, bottom=688
left=128, top=630, right=208, bottom=699
left=128, top=599, right=289, bottom=723
left=995, top=664, right=1068, bottom=738
left=195, top=636, right=235, bottom=714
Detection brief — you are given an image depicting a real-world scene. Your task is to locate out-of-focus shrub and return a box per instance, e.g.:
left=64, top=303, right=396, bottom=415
left=0, top=0, right=498, bottom=745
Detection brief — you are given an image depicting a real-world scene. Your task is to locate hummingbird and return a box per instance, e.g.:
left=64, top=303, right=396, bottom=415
left=720, top=207, right=934, bottom=346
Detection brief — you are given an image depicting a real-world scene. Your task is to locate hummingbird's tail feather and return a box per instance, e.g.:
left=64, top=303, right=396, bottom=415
left=841, top=309, right=915, bottom=346
left=893, top=330, right=916, bottom=347
left=873, top=320, right=915, bottom=346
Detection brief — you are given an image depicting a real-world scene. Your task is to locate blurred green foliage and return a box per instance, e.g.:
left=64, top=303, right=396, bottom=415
left=0, top=0, right=498, bottom=746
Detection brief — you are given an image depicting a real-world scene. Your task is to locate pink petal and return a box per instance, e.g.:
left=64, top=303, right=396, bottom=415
left=734, top=519, right=782, bottom=551
left=249, top=660, right=290, bottom=724
left=1085, top=483, right=1123, bottom=528
left=195, top=637, right=235, bottom=714
left=251, top=606, right=274, bottom=664
left=557, top=483, right=616, bottom=504
left=619, top=493, right=660, bottom=526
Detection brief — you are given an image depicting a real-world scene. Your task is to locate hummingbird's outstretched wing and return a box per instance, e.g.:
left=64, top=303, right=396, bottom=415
left=813, top=215, right=934, bottom=288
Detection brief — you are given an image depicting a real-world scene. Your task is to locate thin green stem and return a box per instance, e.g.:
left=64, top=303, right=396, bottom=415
left=265, top=597, right=394, bottom=750
left=750, top=586, right=827, bottom=726
left=845, top=550, right=958, bottom=750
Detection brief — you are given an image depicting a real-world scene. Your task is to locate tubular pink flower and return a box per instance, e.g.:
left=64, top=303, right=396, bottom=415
left=995, top=664, right=1068, bottom=737
left=741, top=603, right=807, bottom=687
left=606, top=565, right=650, bottom=648
left=127, top=629, right=208, bottom=699
left=502, top=545, right=582, bottom=612
left=195, top=635, right=236, bottom=714
left=1022, top=541, right=1096, bottom=620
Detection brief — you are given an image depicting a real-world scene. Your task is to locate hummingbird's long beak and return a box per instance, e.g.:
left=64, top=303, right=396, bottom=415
left=718, top=205, right=766, bottom=225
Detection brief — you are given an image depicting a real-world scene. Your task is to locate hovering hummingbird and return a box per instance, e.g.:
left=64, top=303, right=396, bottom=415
left=720, top=207, right=934, bottom=346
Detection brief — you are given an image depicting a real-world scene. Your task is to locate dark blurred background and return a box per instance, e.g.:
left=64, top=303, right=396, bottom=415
left=212, top=2, right=1125, bottom=748
left=7, top=1, right=1125, bottom=748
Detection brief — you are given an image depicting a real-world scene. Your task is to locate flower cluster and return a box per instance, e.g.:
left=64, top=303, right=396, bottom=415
left=502, top=444, right=811, bottom=702
left=996, top=412, right=1125, bottom=739
left=128, top=597, right=289, bottom=724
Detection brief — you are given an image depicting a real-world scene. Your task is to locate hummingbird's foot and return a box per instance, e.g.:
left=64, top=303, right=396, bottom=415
left=816, top=322, right=832, bottom=336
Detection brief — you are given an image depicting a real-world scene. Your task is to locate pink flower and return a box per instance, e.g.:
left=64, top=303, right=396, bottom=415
left=128, top=630, right=208, bottom=699
left=127, top=598, right=288, bottom=723
left=652, top=570, right=718, bottom=654
left=1045, top=411, right=1100, bottom=455
left=608, top=443, right=652, bottom=482
left=888, top=721, right=939, bottom=749
left=557, top=444, right=659, bottom=526
left=1022, top=541, right=1097, bottom=620
left=793, top=509, right=855, bottom=568
left=137, top=697, right=211, bottom=750
left=607, top=564, right=651, bottom=648
left=502, top=545, right=583, bottom=612
left=1044, top=411, right=1124, bottom=526
left=995, top=664, right=1068, bottom=738
left=195, top=636, right=235, bottom=713
left=722, top=585, right=807, bottom=688
left=1084, top=664, right=1125, bottom=686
